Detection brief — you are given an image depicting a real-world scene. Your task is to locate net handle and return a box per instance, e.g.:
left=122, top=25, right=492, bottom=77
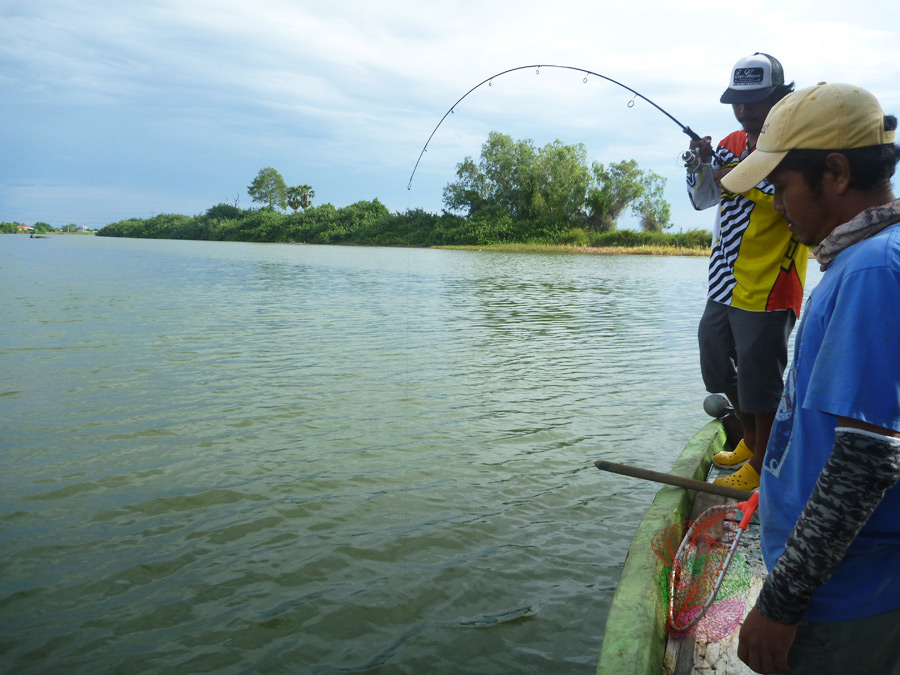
left=737, top=491, right=759, bottom=529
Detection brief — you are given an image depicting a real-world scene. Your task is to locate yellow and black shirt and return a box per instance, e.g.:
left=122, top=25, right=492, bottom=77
left=687, top=130, right=808, bottom=315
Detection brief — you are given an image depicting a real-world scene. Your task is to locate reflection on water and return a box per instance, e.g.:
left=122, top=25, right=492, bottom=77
left=0, top=236, right=818, bottom=673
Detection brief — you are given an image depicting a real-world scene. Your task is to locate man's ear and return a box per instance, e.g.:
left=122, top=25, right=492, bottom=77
left=824, top=153, right=851, bottom=194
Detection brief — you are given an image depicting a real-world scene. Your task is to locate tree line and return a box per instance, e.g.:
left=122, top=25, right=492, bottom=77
left=1, top=222, right=65, bottom=234
left=89, top=132, right=710, bottom=248
left=443, top=131, right=671, bottom=233
left=94, top=199, right=710, bottom=249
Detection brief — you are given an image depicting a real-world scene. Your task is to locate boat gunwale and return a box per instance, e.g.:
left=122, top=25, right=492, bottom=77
left=596, top=419, right=727, bottom=675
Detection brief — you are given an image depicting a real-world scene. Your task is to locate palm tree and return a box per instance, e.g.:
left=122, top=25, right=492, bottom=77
left=287, top=185, right=315, bottom=212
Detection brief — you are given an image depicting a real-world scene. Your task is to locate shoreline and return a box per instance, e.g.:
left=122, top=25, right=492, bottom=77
left=436, top=243, right=712, bottom=257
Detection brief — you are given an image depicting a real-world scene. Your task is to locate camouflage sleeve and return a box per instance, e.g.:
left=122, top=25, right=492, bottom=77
left=755, top=427, right=900, bottom=624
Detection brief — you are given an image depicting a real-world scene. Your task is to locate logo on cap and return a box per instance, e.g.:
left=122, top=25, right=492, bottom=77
left=733, top=67, right=765, bottom=86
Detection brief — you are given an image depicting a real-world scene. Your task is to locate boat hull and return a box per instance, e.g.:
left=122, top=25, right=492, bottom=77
left=596, top=419, right=729, bottom=675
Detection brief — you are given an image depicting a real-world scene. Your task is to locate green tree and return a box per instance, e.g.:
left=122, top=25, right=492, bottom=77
left=443, top=132, right=590, bottom=229
left=479, top=132, right=531, bottom=217
left=204, top=203, right=244, bottom=221
left=248, top=167, right=287, bottom=210
left=533, top=140, right=590, bottom=225
left=637, top=171, right=672, bottom=232
left=586, top=160, right=646, bottom=232
left=287, top=184, right=315, bottom=212
left=442, top=156, right=489, bottom=218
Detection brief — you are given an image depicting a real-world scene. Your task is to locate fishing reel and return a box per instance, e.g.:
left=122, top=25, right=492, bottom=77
left=680, top=149, right=703, bottom=172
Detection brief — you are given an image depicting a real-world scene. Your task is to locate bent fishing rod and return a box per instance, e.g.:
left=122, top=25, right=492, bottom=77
left=408, top=64, right=703, bottom=190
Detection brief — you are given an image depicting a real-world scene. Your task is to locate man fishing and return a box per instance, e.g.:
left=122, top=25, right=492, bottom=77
left=685, top=53, right=808, bottom=492
left=720, top=83, right=900, bottom=674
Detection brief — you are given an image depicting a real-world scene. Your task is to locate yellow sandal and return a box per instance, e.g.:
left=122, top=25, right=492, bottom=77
left=711, top=439, right=753, bottom=469
left=713, top=463, right=760, bottom=491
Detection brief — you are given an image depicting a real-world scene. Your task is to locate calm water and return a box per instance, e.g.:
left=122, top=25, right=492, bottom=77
left=0, top=235, right=819, bottom=674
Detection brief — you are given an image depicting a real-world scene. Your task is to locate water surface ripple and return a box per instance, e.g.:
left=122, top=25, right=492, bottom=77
left=1, top=235, right=762, bottom=673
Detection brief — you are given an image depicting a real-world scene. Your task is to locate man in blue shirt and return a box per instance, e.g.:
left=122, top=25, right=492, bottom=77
left=721, top=83, right=900, bottom=674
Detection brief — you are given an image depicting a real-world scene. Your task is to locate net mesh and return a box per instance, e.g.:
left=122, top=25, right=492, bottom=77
left=652, top=504, right=751, bottom=642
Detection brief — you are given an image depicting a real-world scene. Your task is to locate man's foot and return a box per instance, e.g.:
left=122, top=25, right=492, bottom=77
left=711, top=439, right=753, bottom=469
left=713, top=463, right=760, bottom=491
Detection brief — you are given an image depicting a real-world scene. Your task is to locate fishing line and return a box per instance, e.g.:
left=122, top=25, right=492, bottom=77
left=407, top=64, right=702, bottom=190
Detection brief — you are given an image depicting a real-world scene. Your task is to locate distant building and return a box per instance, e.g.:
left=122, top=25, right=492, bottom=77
left=17, top=225, right=34, bottom=232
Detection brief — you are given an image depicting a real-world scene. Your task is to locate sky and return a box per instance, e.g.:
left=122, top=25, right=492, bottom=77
left=2, top=0, right=899, bottom=232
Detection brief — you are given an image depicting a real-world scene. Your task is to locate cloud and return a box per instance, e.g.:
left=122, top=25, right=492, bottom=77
left=2, top=0, right=899, bottom=228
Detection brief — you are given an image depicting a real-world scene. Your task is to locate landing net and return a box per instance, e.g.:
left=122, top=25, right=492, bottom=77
left=652, top=494, right=757, bottom=642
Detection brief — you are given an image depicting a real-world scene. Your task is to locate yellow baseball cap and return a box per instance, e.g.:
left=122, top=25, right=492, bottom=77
left=721, top=82, right=896, bottom=194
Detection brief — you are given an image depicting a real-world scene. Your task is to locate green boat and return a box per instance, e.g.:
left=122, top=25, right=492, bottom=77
left=596, top=408, right=762, bottom=675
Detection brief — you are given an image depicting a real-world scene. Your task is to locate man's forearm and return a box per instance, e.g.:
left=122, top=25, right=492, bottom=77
left=686, top=162, right=720, bottom=210
left=756, top=428, right=900, bottom=624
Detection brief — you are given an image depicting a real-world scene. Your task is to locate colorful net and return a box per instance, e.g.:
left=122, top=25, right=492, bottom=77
left=652, top=494, right=758, bottom=642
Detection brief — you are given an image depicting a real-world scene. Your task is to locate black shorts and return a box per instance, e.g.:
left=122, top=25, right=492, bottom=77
left=697, top=299, right=796, bottom=414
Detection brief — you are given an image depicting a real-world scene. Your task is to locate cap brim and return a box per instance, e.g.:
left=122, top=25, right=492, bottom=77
left=720, top=86, right=777, bottom=104
left=719, top=149, right=788, bottom=194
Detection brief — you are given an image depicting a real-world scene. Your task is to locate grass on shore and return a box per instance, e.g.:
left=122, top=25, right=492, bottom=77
left=437, top=243, right=711, bottom=256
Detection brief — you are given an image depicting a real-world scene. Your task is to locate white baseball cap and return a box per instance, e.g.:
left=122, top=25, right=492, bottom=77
left=720, top=53, right=787, bottom=104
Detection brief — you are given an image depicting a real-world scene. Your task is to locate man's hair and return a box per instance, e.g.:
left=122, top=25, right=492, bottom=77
left=778, top=115, right=900, bottom=191
left=768, top=82, right=795, bottom=106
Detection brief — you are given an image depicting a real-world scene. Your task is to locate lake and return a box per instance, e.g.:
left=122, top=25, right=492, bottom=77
left=0, top=235, right=819, bottom=674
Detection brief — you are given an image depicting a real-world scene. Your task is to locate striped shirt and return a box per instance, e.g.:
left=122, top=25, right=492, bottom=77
left=687, top=130, right=808, bottom=314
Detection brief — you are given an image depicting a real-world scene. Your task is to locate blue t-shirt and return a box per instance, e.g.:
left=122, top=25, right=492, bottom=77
left=760, top=223, right=900, bottom=622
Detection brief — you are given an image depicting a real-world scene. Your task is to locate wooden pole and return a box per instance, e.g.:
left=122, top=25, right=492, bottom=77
left=594, top=459, right=753, bottom=501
